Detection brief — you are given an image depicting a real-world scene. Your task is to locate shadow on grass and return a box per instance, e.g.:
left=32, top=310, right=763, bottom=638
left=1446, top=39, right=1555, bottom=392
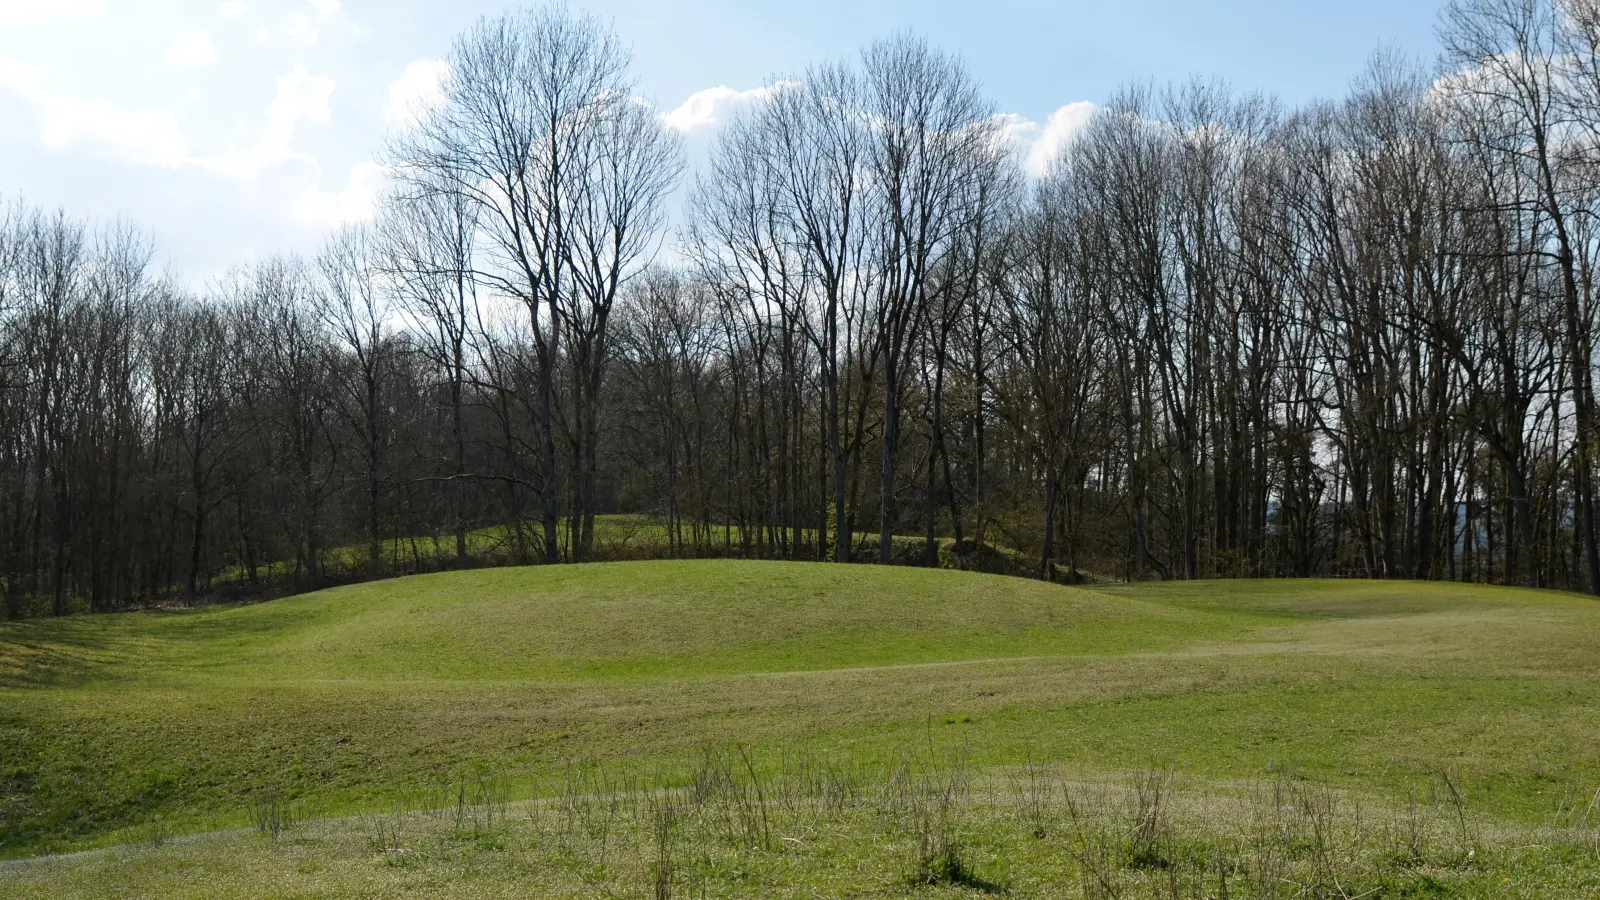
left=0, top=619, right=147, bottom=689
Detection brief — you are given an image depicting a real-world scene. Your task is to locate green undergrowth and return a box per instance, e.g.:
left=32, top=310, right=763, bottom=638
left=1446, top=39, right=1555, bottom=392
left=203, top=516, right=1038, bottom=593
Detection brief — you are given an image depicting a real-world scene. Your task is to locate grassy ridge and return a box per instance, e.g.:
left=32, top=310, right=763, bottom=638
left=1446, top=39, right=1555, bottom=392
left=3, top=563, right=1600, bottom=884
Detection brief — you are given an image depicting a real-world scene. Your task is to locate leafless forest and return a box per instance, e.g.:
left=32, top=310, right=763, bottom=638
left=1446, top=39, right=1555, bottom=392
left=3, top=0, right=1599, bottom=617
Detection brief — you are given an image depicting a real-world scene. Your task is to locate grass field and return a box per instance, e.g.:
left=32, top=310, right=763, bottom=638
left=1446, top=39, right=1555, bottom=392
left=4, top=562, right=1600, bottom=896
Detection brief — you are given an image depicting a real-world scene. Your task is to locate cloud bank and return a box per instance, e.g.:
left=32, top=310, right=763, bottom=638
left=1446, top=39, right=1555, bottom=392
left=661, top=84, right=794, bottom=136
left=997, top=101, right=1098, bottom=177
left=0, top=58, right=189, bottom=168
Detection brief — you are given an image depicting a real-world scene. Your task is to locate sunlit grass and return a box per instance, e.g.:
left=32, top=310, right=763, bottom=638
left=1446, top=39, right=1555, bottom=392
left=4, top=563, right=1600, bottom=894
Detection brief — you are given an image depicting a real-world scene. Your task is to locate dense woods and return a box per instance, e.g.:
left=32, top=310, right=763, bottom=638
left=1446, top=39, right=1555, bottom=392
left=7, top=0, right=1600, bottom=617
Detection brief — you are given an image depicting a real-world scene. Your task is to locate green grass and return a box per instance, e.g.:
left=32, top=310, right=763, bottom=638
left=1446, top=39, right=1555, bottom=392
left=4, top=563, right=1600, bottom=895
left=208, top=514, right=1033, bottom=591
left=210, top=516, right=658, bottom=585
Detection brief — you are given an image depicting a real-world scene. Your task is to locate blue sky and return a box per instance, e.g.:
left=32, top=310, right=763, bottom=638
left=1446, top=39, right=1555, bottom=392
left=0, top=0, right=1443, bottom=284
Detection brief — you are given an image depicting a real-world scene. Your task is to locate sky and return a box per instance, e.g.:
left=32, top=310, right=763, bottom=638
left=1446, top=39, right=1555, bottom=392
left=0, top=0, right=1444, bottom=287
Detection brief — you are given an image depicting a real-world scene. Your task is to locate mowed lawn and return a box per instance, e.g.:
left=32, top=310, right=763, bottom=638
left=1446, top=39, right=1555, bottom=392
left=3, top=562, right=1600, bottom=881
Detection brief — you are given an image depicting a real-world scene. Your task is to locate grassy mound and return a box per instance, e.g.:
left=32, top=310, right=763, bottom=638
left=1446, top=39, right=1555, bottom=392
left=3, top=563, right=1600, bottom=893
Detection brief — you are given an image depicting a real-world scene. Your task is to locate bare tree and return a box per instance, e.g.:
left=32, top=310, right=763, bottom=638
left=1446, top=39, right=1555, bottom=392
left=380, top=185, right=479, bottom=564
left=861, top=34, right=999, bottom=563
left=1441, top=0, right=1600, bottom=592
left=390, top=5, right=679, bottom=562
left=317, top=224, right=399, bottom=568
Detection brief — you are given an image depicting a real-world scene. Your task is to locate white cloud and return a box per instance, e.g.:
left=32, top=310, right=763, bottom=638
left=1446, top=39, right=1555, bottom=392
left=994, top=114, right=1039, bottom=151
left=270, top=67, right=336, bottom=124
left=284, top=14, right=318, bottom=45
left=383, top=59, right=448, bottom=127
left=0, top=58, right=188, bottom=167
left=0, top=0, right=384, bottom=283
left=662, top=84, right=791, bottom=135
left=293, top=160, right=387, bottom=226
left=167, top=31, right=219, bottom=69
left=0, top=17, right=342, bottom=180
left=288, top=0, right=340, bottom=44
left=0, top=0, right=103, bottom=29
left=998, top=101, right=1098, bottom=177
left=198, top=65, right=335, bottom=179
left=255, top=1, right=339, bottom=45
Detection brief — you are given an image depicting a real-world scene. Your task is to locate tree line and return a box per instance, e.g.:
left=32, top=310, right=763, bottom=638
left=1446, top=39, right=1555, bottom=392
left=4, top=0, right=1600, bottom=618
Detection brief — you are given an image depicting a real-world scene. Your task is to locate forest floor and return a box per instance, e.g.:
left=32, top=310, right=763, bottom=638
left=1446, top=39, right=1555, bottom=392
left=3, top=562, right=1600, bottom=896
